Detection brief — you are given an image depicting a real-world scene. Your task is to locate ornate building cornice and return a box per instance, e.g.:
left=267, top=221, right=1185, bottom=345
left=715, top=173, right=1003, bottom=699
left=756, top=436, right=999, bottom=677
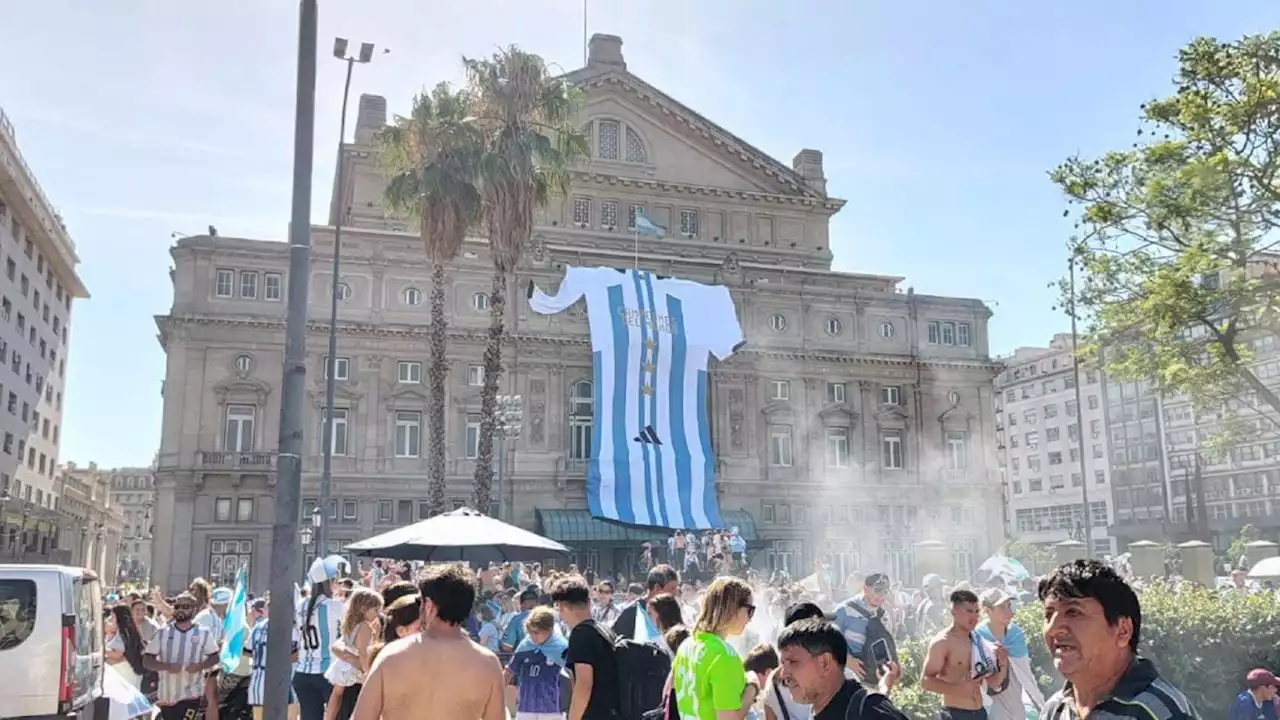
left=568, top=171, right=845, bottom=213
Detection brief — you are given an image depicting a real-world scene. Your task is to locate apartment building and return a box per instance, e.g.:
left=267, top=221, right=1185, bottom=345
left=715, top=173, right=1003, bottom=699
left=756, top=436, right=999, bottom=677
left=996, top=334, right=1114, bottom=557
left=0, top=107, right=89, bottom=560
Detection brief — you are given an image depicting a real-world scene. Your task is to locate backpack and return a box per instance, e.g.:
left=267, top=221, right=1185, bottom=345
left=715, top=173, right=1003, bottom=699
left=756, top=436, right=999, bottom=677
left=843, top=600, right=896, bottom=682
left=614, top=636, right=672, bottom=720
left=843, top=686, right=901, bottom=720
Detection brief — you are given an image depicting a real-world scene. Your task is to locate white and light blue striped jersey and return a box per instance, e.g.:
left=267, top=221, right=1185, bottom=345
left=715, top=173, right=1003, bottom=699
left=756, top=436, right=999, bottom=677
left=530, top=266, right=743, bottom=529
left=144, top=623, right=219, bottom=706
left=294, top=596, right=344, bottom=675
left=248, top=619, right=298, bottom=706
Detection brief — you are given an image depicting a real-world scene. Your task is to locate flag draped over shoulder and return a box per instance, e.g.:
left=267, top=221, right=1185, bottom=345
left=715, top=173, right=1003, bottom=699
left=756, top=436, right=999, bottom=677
left=219, top=567, right=248, bottom=674
left=634, top=603, right=662, bottom=645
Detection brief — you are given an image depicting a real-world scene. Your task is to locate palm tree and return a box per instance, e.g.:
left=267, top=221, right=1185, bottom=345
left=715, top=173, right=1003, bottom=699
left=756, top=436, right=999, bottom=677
left=463, top=47, right=589, bottom=512
left=378, top=83, right=482, bottom=517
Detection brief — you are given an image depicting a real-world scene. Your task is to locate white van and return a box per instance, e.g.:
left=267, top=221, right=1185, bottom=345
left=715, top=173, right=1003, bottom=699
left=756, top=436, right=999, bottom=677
left=0, top=564, right=106, bottom=718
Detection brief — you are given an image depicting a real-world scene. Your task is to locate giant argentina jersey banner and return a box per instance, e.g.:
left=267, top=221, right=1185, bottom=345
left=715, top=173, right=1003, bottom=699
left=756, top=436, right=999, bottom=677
left=530, top=266, right=743, bottom=529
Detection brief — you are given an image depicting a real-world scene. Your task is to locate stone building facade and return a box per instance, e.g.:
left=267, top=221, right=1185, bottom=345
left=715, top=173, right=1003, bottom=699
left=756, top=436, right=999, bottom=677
left=58, top=462, right=126, bottom=581
left=106, top=466, right=156, bottom=583
left=151, top=34, right=1002, bottom=593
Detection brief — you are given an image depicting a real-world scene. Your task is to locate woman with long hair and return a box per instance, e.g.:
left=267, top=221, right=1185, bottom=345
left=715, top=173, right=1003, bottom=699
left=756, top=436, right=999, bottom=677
left=105, top=604, right=148, bottom=692
left=671, top=576, right=761, bottom=720
left=368, top=594, right=423, bottom=665
left=294, top=576, right=345, bottom=720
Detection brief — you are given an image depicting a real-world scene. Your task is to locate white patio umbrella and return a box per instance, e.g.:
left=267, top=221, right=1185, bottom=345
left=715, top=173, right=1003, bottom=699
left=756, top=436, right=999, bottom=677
left=345, top=507, right=570, bottom=563
left=1247, top=555, right=1280, bottom=580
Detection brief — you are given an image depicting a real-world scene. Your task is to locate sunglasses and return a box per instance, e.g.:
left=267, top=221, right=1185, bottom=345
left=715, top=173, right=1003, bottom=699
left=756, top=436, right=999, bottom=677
left=172, top=604, right=196, bottom=612
left=743, top=603, right=756, bottom=620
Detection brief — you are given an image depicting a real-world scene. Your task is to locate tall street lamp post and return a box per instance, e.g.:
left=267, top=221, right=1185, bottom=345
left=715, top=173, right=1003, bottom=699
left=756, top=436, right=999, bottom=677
left=266, top=1, right=318, bottom=717
left=319, top=37, right=380, bottom=556
left=1067, top=248, right=1095, bottom=558
left=494, top=395, right=524, bottom=522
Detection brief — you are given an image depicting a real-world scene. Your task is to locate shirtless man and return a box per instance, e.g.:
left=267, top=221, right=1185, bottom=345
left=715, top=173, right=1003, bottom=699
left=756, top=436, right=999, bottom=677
left=921, top=588, right=1009, bottom=720
left=353, top=564, right=506, bottom=720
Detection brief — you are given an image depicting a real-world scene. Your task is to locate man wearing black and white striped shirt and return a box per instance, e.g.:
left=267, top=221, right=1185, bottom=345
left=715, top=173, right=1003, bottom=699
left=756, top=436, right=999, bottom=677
left=1038, top=560, right=1200, bottom=720
left=144, top=592, right=220, bottom=720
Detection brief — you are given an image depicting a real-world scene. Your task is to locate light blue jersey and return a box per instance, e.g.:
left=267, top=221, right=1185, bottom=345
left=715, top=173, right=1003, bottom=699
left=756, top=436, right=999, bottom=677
left=530, top=266, right=743, bottom=530
left=248, top=620, right=297, bottom=706
left=294, top=596, right=343, bottom=675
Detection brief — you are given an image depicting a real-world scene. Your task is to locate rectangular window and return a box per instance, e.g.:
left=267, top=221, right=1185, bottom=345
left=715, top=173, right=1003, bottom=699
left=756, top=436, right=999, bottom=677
left=265, top=273, right=283, bottom=301
left=946, top=431, right=966, bottom=470
left=224, top=405, right=255, bottom=452
left=1096, top=470, right=1107, bottom=485
left=398, top=361, right=421, bottom=384
left=4, top=259, right=13, bottom=281
left=236, top=498, right=254, bottom=522
left=1024, top=409, right=1038, bottom=424
left=1049, top=451, right=1063, bottom=465
left=600, top=200, right=619, bottom=229
left=627, top=204, right=644, bottom=231
left=882, top=431, right=904, bottom=469
left=1046, top=427, right=1060, bottom=442
left=941, top=322, right=955, bottom=345
left=927, top=321, right=939, bottom=344
left=215, top=269, right=235, bottom=297
left=679, top=209, right=699, bottom=236
left=325, top=408, right=349, bottom=456
left=768, top=425, right=793, bottom=467
left=880, top=385, right=901, bottom=406
left=325, top=356, right=350, bottom=380
left=394, top=411, right=421, bottom=458
left=342, top=500, right=357, bottom=522
left=827, top=382, right=846, bottom=404
left=827, top=428, right=849, bottom=468
left=1088, top=395, right=1099, bottom=409
left=1026, top=431, right=1039, bottom=448
left=378, top=500, right=393, bottom=522
left=769, top=380, right=790, bottom=401
left=215, top=498, right=232, bottom=522
left=1044, top=404, right=1059, bottom=419
left=239, top=271, right=259, bottom=299
left=957, top=323, right=971, bottom=346
left=572, top=198, right=592, bottom=227
left=465, top=414, right=482, bottom=459
left=467, top=364, right=485, bottom=387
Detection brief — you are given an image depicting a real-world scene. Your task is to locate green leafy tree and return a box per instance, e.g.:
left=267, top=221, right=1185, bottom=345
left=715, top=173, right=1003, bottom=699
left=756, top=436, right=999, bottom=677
left=1227, top=522, right=1261, bottom=568
left=463, top=47, right=589, bottom=512
left=1052, top=32, right=1280, bottom=449
left=1001, top=537, right=1055, bottom=574
left=379, top=83, right=483, bottom=517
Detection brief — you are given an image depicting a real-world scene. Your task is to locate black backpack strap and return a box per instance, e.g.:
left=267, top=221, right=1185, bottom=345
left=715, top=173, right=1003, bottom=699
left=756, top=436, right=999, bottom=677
left=772, top=676, right=792, bottom=720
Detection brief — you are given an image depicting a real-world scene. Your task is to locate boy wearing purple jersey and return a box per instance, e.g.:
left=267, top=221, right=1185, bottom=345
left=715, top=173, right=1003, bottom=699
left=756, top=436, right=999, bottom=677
left=504, top=607, right=571, bottom=720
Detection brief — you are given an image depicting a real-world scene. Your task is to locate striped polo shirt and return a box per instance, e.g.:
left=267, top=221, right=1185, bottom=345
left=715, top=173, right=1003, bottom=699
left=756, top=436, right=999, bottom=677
left=1041, top=657, right=1201, bottom=720
left=144, top=622, right=219, bottom=706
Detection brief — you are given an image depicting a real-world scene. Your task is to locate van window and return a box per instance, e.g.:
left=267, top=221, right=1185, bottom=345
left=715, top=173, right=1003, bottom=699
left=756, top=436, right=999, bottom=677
left=73, top=577, right=101, bottom=656
left=0, top=579, right=37, bottom=650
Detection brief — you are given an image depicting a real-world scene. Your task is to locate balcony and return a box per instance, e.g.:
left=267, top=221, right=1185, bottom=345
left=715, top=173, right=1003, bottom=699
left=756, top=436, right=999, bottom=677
left=196, top=451, right=277, bottom=470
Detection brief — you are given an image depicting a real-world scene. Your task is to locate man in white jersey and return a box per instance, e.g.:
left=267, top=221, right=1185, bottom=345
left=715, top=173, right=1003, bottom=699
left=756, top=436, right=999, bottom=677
left=529, top=266, right=744, bottom=530
left=247, top=598, right=300, bottom=720
left=144, top=592, right=220, bottom=720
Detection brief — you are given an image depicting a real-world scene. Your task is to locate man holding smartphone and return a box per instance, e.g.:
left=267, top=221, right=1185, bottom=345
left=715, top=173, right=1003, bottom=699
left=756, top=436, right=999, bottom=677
left=921, top=589, right=1010, bottom=720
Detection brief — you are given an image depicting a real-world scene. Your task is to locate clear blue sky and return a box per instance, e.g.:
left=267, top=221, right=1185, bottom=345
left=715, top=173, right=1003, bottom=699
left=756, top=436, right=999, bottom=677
left=2, top=1, right=1276, bottom=468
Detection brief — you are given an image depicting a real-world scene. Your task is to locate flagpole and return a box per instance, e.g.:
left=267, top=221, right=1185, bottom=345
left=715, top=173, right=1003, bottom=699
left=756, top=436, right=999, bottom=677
left=634, top=225, right=639, bottom=270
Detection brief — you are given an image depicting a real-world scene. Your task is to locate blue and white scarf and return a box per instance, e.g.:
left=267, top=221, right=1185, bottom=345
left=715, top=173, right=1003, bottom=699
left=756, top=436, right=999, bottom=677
left=513, top=630, right=569, bottom=668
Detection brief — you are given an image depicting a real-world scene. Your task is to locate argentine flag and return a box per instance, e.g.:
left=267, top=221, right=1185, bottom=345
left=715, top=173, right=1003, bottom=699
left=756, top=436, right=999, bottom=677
left=103, top=664, right=155, bottom=719
left=219, top=567, right=248, bottom=674
left=634, top=604, right=662, bottom=645
left=634, top=209, right=664, bottom=237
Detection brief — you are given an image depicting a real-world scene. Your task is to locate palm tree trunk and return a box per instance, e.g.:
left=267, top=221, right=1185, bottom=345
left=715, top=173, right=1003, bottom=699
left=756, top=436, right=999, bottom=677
left=427, top=260, right=449, bottom=517
left=472, top=269, right=508, bottom=512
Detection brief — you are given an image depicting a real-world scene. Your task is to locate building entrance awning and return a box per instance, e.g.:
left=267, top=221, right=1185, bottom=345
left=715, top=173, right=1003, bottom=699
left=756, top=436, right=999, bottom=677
left=536, top=509, right=758, bottom=545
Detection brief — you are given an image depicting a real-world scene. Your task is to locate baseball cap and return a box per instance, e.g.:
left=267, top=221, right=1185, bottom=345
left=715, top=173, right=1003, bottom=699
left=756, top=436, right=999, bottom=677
left=211, top=587, right=233, bottom=605
left=922, top=574, right=945, bottom=588
left=979, top=588, right=1014, bottom=609
left=784, top=601, right=833, bottom=626
left=864, top=573, right=891, bottom=591
left=1247, top=669, right=1279, bottom=689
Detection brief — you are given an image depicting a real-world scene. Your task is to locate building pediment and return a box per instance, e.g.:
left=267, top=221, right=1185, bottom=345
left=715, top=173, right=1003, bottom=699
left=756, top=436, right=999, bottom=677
left=818, top=403, right=859, bottom=424
left=565, top=56, right=838, bottom=206
left=875, top=404, right=909, bottom=422
left=213, top=376, right=271, bottom=403
left=760, top=400, right=793, bottom=419
left=383, top=383, right=429, bottom=408
left=308, top=381, right=365, bottom=405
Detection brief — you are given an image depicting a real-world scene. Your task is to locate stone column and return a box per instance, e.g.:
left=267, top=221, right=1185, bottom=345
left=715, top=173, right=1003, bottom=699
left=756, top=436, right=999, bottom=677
left=914, top=540, right=949, bottom=585
left=1127, top=540, right=1164, bottom=580
left=1176, top=540, right=1214, bottom=587
left=1054, top=539, right=1087, bottom=567
left=1244, top=540, right=1279, bottom=570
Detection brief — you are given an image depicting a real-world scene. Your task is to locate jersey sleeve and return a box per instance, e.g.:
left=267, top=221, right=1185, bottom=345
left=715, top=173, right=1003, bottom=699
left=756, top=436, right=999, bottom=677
left=529, top=266, right=591, bottom=315
left=699, top=284, right=744, bottom=360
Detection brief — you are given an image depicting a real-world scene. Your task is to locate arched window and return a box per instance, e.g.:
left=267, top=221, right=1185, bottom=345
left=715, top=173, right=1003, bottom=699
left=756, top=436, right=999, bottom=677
left=569, top=379, right=594, bottom=460
left=586, top=119, right=648, bottom=165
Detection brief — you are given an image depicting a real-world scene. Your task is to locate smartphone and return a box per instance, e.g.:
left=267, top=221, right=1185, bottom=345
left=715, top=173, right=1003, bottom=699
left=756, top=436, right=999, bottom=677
left=870, top=638, right=891, bottom=667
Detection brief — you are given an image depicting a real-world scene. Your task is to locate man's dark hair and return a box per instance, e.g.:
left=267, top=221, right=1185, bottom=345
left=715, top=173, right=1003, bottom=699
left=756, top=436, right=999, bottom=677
left=627, top=582, right=645, bottom=596
left=1038, top=559, right=1141, bottom=652
left=646, top=564, right=679, bottom=591
left=949, top=589, right=979, bottom=605
left=418, top=564, right=476, bottom=626
left=776, top=618, right=848, bottom=667
left=382, top=580, right=418, bottom=607
left=784, top=601, right=827, bottom=627
left=550, top=575, right=591, bottom=607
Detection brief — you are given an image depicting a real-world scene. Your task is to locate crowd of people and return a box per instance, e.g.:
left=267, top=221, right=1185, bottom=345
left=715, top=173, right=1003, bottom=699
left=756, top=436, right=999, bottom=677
left=99, top=551, right=1280, bottom=720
